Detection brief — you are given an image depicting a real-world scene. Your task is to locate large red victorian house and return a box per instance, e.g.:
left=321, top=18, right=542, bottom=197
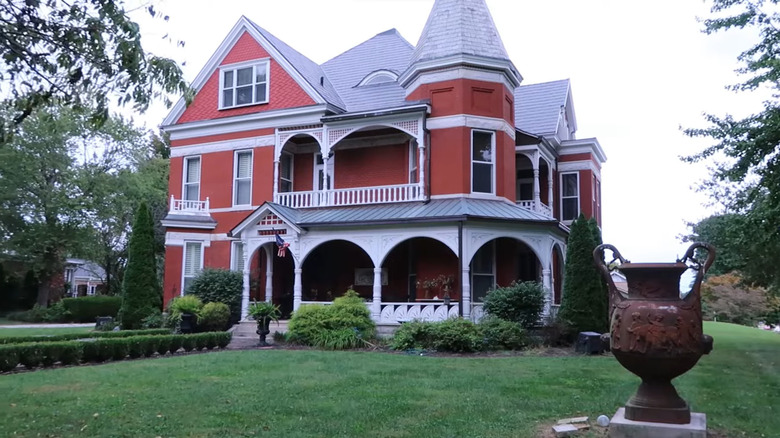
left=160, top=0, right=606, bottom=324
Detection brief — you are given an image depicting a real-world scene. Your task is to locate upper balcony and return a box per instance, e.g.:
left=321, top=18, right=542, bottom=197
left=161, top=196, right=216, bottom=229
left=275, top=184, right=424, bottom=209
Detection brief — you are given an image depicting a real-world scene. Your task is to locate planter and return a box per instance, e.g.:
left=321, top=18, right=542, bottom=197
left=180, top=313, right=196, bottom=334
left=256, top=317, right=272, bottom=346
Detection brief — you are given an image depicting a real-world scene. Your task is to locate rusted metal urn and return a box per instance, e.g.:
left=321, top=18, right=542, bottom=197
left=594, top=242, right=716, bottom=424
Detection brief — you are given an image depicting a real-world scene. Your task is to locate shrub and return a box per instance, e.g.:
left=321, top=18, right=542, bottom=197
left=18, top=344, right=43, bottom=368
left=40, top=342, right=83, bottom=366
left=142, top=337, right=159, bottom=357
left=169, top=336, right=184, bottom=353
left=204, top=333, right=218, bottom=350
left=482, top=281, right=545, bottom=328
left=187, top=269, right=242, bottom=325
left=0, top=328, right=171, bottom=345
left=109, top=339, right=129, bottom=361
left=7, top=304, right=48, bottom=323
left=199, top=302, right=231, bottom=332
left=141, top=313, right=164, bottom=330
left=390, top=318, right=482, bottom=353
left=119, top=202, right=163, bottom=329
left=287, top=290, right=376, bottom=350
left=168, top=296, right=203, bottom=323
left=215, top=332, right=231, bottom=349
left=61, top=296, right=121, bottom=323
left=181, top=335, right=197, bottom=352
left=479, top=317, right=527, bottom=350
left=0, top=346, right=19, bottom=371
left=127, top=338, right=144, bottom=358
left=43, top=300, right=72, bottom=322
left=156, top=336, right=172, bottom=355
left=390, top=320, right=434, bottom=350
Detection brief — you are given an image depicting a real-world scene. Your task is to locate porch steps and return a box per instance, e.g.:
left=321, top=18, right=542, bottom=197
left=227, top=320, right=289, bottom=349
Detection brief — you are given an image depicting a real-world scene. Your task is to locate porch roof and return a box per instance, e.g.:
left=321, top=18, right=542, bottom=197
left=266, top=197, right=556, bottom=228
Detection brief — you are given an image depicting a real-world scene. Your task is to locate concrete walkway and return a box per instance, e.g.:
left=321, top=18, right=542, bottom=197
left=227, top=320, right=288, bottom=349
left=0, top=323, right=94, bottom=329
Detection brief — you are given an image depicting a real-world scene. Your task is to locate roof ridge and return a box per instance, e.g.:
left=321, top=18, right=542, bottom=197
left=322, top=28, right=414, bottom=67
left=519, top=78, right=571, bottom=88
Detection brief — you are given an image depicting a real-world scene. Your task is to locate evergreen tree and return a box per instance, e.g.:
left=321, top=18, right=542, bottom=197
left=558, top=214, right=609, bottom=334
left=588, top=217, right=609, bottom=327
left=118, top=202, right=161, bottom=329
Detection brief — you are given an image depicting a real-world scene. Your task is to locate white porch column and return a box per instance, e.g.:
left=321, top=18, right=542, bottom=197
left=532, top=152, right=541, bottom=212
left=272, top=158, right=280, bottom=202
left=547, top=160, right=554, bottom=216
left=264, top=245, right=273, bottom=303
left=372, top=267, right=382, bottom=320
left=542, top=267, right=553, bottom=317
left=241, top=261, right=251, bottom=321
left=417, top=137, right=425, bottom=197
left=461, top=267, right=471, bottom=319
left=293, top=268, right=303, bottom=312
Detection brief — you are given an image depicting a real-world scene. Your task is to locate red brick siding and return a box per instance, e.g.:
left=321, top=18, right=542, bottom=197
left=163, top=246, right=183, bottom=307
left=407, top=78, right=514, bottom=124
left=334, top=143, right=408, bottom=189
left=292, top=153, right=314, bottom=192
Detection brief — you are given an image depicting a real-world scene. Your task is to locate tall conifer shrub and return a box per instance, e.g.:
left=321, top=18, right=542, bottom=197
left=557, top=214, right=609, bottom=334
left=118, top=202, right=162, bottom=329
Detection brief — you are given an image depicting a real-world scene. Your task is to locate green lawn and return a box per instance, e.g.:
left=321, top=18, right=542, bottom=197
left=0, top=326, right=92, bottom=337
left=0, top=322, right=776, bottom=438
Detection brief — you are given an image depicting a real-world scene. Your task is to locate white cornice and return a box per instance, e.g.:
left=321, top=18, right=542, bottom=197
left=427, top=114, right=515, bottom=140
left=403, top=66, right=517, bottom=98
left=162, top=17, right=331, bottom=128
left=558, top=160, right=602, bottom=180
left=560, top=137, right=608, bottom=163
left=160, top=220, right=217, bottom=230
left=170, top=135, right=275, bottom=158
left=400, top=54, right=522, bottom=90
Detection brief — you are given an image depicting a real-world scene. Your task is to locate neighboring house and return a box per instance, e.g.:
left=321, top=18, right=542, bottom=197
left=160, top=0, right=606, bottom=323
left=64, top=259, right=106, bottom=297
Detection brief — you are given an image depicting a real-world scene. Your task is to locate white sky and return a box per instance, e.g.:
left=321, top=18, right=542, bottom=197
left=127, top=0, right=769, bottom=263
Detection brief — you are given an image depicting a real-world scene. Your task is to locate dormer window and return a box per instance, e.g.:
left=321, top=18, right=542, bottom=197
left=357, top=70, right=398, bottom=87
left=220, top=60, right=270, bottom=109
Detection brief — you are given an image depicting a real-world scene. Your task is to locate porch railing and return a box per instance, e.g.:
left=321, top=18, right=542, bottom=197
left=516, top=200, right=553, bottom=218
left=169, top=196, right=210, bottom=214
left=379, top=302, right=459, bottom=324
left=275, top=183, right=423, bottom=209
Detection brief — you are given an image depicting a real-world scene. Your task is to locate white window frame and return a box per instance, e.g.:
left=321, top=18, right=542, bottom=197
left=181, top=241, right=204, bottom=296
left=471, top=129, right=495, bottom=194
left=219, top=59, right=270, bottom=110
left=471, top=241, right=496, bottom=302
left=560, top=172, right=580, bottom=223
left=313, top=153, right=328, bottom=191
left=233, top=150, right=253, bottom=207
left=409, top=141, right=418, bottom=184
left=182, top=156, right=201, bottom=201
left=280, top=152, right=294, bottom=193
left=88, top=284, right=97, bottom=296
left=230, top=241, right=245, bottom=273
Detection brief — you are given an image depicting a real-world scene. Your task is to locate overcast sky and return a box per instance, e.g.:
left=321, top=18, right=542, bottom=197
left=127, top=0, right=769, bottom=263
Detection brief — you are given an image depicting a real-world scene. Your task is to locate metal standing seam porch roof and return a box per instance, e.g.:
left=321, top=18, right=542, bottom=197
left=259, top=198, right=556, bottom=229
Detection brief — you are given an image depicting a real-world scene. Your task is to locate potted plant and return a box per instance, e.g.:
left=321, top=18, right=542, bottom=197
left=248, top=301, right=281, bottom=346
left=168, top=295, right=203, bottom=334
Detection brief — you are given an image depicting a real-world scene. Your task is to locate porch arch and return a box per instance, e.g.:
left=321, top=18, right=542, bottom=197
left=468, top=237, right=544, bottom=304
left=300, top=239, right=374, bottom=302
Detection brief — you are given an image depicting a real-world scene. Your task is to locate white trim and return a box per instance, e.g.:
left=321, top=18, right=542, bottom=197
left=162, top=17, right=328, bottom=127
left=233, top=149, right=253, bottom=207
left=357, top=70, right=399, bottom=87
left=182, top=156, right=202, bottom=201
left=409, top=141, right=418, bottom=184
left=181, top=240, right=204, bottom=296
left=218, top=59, right=270, bottom=110
left=230, top=241, right=245, bottom=272
left=280, top=151, right=294, bottom=193
left=471, top=129, right=495, bottom=195
left=560, top=137, right=608, bottom=163
left=313, top=153, right=325, bottom=191
left=170, top=135, right=275, bottom=158
left=557, top=160, right=601, bottom=180
left=230, top=203, right=303, bottom=237
left=400, top=56, right=521, bottom=91
left=560, top=172, right=580, bottom=223
left=209, top=205, right=257, bottom=214
left=427, top=114, right=515, bottom=140
left=470, top=240, right=496, bottom=303
left=165, top=105, right=329, bottom=141
left=160, top=219, right=216, bottom=230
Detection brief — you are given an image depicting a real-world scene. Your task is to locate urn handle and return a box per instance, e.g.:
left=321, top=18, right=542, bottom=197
left=593, top=244, right=629, bottom=309
left=680, top=242, right=716, bottom=303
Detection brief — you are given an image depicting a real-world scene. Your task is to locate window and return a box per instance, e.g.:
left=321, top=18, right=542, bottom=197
left=314, top=153, right=331, bottom=191
left=182, top=241, right=203, bottom=294
left=471, top=130, right=494, bottom=194
left=183, top=157, right=201, bottom=201
left=88, top=285, right=96, bottom=296
left=471, top=242, right=495, bottom=302
left=561, top=172, right=580, bottom=221
left=280, top=153, right=293, bottom=193
left=516, top=178, right=533, bottom=201
left=220, top=61, right=269, bottom=109
left=231, top=241, right=245, bottom=273
left=233, top=150, right=252, bottom=206
left=409, top=141, right=418, bottom=184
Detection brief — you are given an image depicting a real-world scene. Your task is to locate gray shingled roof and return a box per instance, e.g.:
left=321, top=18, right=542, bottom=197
left=246, top=18, right=346, bottom=111
left=265, top=198, right=554, bottom=227
left=322, top=29, right=414, bottom=112
left=410, top=0, right=512, bottom=65
left=515, top=79, right=570, bottom=136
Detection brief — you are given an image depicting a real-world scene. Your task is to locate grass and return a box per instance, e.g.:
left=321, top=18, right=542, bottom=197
left=0, top=326, right=92, bottom=337
left=0, top=322, right=776, bottom=438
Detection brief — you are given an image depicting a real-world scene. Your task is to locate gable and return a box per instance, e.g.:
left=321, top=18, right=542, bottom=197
left=176, top=31, right=316, bottom=125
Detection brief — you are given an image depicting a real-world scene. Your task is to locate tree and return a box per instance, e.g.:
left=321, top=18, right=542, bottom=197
left=0, top=0, right=191, bottom=142
left=558, top=214, right=609, bottom=334
left=701, top=273, right=774, bottom=326
left=118, top=202, right=161, bottom=329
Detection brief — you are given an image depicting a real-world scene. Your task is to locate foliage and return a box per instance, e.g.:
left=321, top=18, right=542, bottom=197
left=118, top=202, right=162, bottom=329
left=482, top=281, right=545, bottom=328
left=141, top=313, right=164, bottom=330
left=61, top=296, right=122, bottom=323
left=287, top=289, right=375, bottom=349
left=0, top=0, right=191, bottom=140
left=702, top=273, right=774, bottom=326
left=390, top=318, right=483, bottom=353
left=557, top=214, right=609, bottom=334
left=187, top=269, right=243, bottom=324
left=248, top=301, right=281, bottom=322
left=0, top=328, right=170, bottom=345
left=199, top=302, right=231, bottom=332
left=478, top=317, right=527, bottom=350
left=168, top=295, right=203, bottom=322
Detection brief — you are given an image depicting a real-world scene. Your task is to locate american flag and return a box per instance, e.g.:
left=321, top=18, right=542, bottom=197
left=275, top=234, right=289, bottom=258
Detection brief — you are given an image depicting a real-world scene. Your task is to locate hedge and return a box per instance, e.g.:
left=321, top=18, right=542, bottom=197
left=61, top=296, right=122, bottom=323
left=0, top=328, right=171, bottom=345
left=0, top=332, right=232, bottom=372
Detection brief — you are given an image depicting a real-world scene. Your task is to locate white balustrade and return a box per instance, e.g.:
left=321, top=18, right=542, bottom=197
left=169, top=196, right=210, bottom=214
left=379, top=302, right=459, bottom=324
left=537, top=202, right=553, bottom=218
left=275, top=184, right=423, bottom=209
left=299, top=301, right=333, bottom=306
left=470, top=303, right=485, bottom=323
left=516, top=200, right=553, bottom=218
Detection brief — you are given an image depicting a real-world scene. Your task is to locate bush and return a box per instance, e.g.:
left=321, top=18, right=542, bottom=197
left=142, top=337, right=159, bottom=357
left=40, top=342, right=83, bottom=366
left=43, top=301, right=72, bottom=322
left=61, top=296, right=121, bottom=323
left=141, top=313, right=164, bottom=329
left=215, top=332, right=231, bottom=349
left=389, top=320, right=434, bottom=350
left=127, top=338, right=144, bottom=358
left=169, top=336, right=184, bottom=353
left=168, top=296, right=203, bottom=323
left=181, top=335, right=197, bottom=352
left=479, top=317, right=527, bottom=350
left=390, top=318, right=482, bottom=353
left=287, top=289, right=376, bottom=350
left=0, top=328, right=171, bottom=345
left=17, top=344, right=43, bottom=369
left=199, top=302, right=231, bottom=332
left=156, top=336, right=172, bottom=355
left=482, top=281, right=545, bottom=328
left=0, top=346, right=19, bottom=371
left=7, top=304, right=49, bottom=323
left=187, top=269, right=242, bottom=325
